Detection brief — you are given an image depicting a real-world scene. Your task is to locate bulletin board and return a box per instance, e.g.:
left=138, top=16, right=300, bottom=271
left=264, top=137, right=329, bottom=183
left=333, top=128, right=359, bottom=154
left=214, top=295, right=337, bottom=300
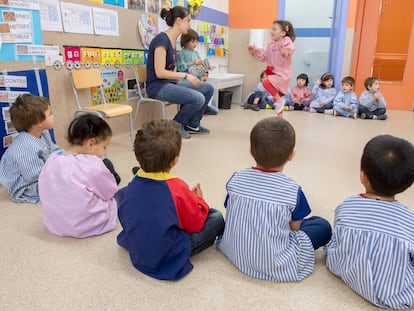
left=0, top=69, right=52, bottom=158
left=0, top=0, right=151, bottom=150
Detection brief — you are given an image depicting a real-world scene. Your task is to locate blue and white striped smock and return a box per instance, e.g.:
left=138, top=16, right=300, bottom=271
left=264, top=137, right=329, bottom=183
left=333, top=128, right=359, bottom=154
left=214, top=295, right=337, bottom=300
left=0, top=131, right=60, bottom=203
left=216, top=168, right=315, bottom=282
left=325, top=195, right=414, bottom=309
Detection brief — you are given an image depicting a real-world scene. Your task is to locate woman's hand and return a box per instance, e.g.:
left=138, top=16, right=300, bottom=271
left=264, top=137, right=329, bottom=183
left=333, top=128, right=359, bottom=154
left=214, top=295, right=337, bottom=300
left=186, top=74, right=201, bottom=87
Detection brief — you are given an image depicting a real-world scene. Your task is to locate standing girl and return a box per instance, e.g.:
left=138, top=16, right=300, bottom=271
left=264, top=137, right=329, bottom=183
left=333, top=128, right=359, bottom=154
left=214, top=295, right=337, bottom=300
left=309, top=72, right=338, bottom=113
left=248, top=20, right=296, bottom=117
left=39, top=114, right=120, bottom=238
left=146, top=6, right=213, bottom=139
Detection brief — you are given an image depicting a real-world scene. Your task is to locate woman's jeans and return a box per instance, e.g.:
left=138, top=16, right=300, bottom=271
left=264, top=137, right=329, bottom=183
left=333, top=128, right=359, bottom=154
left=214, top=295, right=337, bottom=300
left=155, top=80, right=213, bottom=128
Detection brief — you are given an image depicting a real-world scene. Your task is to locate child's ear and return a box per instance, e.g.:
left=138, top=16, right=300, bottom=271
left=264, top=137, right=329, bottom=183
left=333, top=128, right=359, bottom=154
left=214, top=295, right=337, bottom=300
left=287, top=149, right=296, bottom=161
left=170, top=155, right=179, bottom=168
left=85, top=137, right=96, bottom=149
left=360, top=170, right=368, bottom=186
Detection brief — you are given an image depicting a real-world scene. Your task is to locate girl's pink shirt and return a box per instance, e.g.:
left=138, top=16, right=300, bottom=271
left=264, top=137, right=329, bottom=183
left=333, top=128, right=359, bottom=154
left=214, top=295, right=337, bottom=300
left=253, top=36, right=295, bottom=94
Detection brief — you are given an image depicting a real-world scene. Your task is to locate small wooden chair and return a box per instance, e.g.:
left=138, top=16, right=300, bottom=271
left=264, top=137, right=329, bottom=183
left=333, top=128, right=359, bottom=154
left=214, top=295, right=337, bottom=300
left=69, top=68, right=134, bottom=148
left=133, top=65, right=179, bottom=126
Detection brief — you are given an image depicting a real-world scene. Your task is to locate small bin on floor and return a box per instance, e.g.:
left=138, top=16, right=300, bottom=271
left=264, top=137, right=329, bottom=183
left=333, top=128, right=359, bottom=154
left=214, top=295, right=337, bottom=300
left=218, top=91, right=233, bottom=109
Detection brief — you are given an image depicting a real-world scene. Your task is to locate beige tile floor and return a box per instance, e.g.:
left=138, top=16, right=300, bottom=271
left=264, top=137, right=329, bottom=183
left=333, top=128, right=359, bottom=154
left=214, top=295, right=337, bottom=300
left=1, top=107, right=414, bottom=310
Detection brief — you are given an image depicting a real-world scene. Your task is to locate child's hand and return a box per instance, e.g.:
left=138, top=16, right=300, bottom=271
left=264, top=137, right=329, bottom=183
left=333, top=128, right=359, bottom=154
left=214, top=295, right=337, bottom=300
left=192, top=183, right=203, bottom=198
left=280, top=48, right=289, bottom=58
left=319, top=101, right=324, bottom=107
left=194, top=59, right=203, bottom=65
left=247, top=45, right=256, bottom=56
left=344, top=105, right=351, bottom=110
left=373, top=92, right=380, bottom=100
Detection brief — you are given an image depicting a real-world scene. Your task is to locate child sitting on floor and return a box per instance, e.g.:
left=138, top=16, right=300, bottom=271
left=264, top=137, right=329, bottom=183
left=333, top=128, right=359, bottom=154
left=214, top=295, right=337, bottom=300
left=39, top=114, right=120, bottom=238
left=358, top=76, right=387, bottom=120
left=325, top=134, right=414, bottom=309
left=243, top=70, right=274, bottom=111
left=309, top=72, right=337, bottom=113
left=332, top=76, right=359, bottom=118
left=0, top=94, right=60, bottom=203
left=217, top=117, right=332, bottom=282
left=285, top=73, right=312, bottom=111
left=117, top=119, right=224, bottom=280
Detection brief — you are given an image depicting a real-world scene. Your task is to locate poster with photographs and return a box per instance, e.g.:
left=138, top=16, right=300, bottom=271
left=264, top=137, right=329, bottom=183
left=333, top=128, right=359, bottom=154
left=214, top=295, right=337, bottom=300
left=91, top=69, right=126, bottom=105
left=0, top=69, right=53, bottom=159
left=128, top=0, right=144, bottom=10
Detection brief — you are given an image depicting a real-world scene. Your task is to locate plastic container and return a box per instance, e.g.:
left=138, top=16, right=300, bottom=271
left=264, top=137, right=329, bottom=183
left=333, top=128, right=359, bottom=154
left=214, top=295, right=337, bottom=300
left=218, top=90, right=233, bottom=109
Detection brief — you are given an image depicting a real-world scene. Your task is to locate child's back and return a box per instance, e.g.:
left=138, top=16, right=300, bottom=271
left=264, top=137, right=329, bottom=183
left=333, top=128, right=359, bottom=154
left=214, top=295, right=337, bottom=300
left=325, top=135, right=414, bottom=309
left=217, top=117, right=331, bottom=281
left=39, top=114, right=119, bottom=238
left=217, top=167, right=315, bottom=281
left=117, top=119, right=224, bottom=280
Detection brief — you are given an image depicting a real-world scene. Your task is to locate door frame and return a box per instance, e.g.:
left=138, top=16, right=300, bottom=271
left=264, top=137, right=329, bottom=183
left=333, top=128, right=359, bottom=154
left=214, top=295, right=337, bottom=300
left=351, top=0, right=414, bottom=110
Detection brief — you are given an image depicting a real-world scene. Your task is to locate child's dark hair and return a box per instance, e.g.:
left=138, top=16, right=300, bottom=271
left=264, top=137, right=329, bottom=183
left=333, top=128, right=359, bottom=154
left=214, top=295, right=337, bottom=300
left=260, top=70, right=266, bottom=80
left=67, top=114, right=112, bottom=146
left=319, top=72, right=334, bottom=89
left=297, top=73, right=309, bottom=86
left=342, top=76, right=355, bottom=86
left=250, top=117, right=295, bottom=169
left=181, top=29, right=198, bottom=48
left=364, top=76, right=380, bottom=90
left=10, top=94, right=50, bottom=132
left=134, top=119, right=182, bottom=172
left=160, top=6, right=189, bottom=27
left=361, top=135, right=414, bottom=197
left=274, top=20, right=296, bottom=42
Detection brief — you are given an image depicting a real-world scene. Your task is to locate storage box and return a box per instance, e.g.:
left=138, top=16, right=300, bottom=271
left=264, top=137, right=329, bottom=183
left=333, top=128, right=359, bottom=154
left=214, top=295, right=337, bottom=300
left=218, top=90, right=233, bottom=109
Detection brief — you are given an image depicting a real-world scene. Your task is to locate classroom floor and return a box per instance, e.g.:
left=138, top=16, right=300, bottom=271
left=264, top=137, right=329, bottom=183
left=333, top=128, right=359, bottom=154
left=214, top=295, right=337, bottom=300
left=1, top=106, right=414, bottom=310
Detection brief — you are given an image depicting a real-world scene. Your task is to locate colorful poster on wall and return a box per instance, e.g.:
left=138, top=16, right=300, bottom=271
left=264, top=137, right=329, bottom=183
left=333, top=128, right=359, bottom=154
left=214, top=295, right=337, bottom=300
left=91, top=69, right=126, bottom=105
left=0, top=7, right=44, bottom=61
left=0, top=69, right=53, bottom=158
left=103, top=0, right=125, bottom=8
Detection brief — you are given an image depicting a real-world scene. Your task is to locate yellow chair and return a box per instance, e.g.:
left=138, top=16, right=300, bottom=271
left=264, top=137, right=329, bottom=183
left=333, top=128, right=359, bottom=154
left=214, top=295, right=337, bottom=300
left=133, top=65, right=179, bottom=125
left=69, top=68, right=134, bottom=148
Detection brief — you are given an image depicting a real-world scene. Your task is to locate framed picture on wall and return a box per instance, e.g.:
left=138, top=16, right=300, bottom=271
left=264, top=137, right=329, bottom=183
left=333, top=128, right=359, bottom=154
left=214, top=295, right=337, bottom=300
left=128, top=0, right=145, bottom=10
left=145, top=0, right=159, bottom=13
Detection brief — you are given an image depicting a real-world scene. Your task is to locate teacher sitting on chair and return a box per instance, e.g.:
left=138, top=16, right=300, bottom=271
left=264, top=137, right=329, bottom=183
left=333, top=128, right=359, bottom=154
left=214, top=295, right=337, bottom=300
left=146, top=5, right=213, bottom=139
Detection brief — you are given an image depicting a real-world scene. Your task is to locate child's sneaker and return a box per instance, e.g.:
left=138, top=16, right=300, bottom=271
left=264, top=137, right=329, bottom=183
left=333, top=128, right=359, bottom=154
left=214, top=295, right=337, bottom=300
left=283, top=105, right=289, bottom=111
left=376, top=114, right=388, bottom=120
left=288, top=106, right=294, bottom=111
left=360, top=112, right=367, bottom=119
left=273, top=97, right=285, bottom=114
left=309, top=108, right=317, bottom=113
left=324, top=109, right=334, bottom=115
left=349, top=113, right=356, bottom=119
left=333, top=110, right=338, bottom=117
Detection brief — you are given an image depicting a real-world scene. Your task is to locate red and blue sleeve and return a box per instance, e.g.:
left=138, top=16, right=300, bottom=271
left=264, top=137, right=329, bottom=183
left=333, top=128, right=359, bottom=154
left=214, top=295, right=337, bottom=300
left=166, top=178, right=209, bottom=233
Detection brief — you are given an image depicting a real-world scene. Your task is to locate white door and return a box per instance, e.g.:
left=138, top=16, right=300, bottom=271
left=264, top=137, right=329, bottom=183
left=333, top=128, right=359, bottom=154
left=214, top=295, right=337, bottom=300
left=283, top=0, right=335, bottom=88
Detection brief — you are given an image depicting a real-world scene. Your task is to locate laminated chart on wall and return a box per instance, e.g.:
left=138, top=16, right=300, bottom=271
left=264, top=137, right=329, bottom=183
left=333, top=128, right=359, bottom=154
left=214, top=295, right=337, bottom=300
left=91, top=69, right=126, bottom=105
left=0, top=69, right=54, bottom=158
left=0, top=5, right=44, bottom=61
